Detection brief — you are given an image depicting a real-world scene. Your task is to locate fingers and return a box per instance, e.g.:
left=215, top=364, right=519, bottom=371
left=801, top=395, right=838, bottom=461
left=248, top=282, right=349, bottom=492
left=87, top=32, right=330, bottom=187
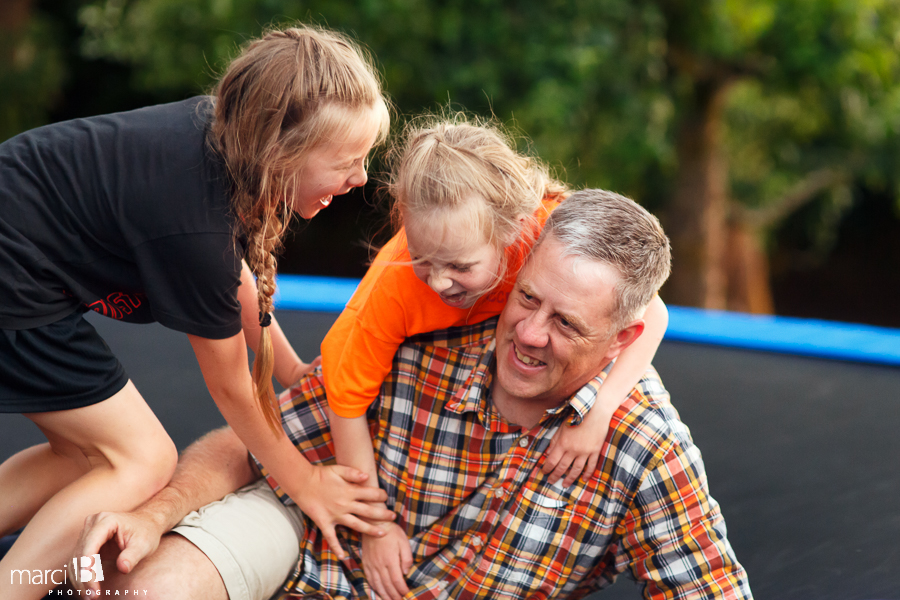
left=385, top=554, right=409, bottom=600
left=562, top=455, right=588, bottom=488
left=541, top=438, right=562, bottom=475
left=400, top=535, right=413, bottom=572
left=73, top=513, right=119, bottom=592
left=116, top=534, right=154, bottom=575
left=367, top=564, right=388, bottom=600
left=310, top=355, right=322, bottom=369
left=340, top=514, right=386, bottom=538
left=335, top=464, right=371, bottom=485
left=354, top=501, right=396, bottom=524
left=584, top=453, right=600, bottom=482
left=548, top=452, right=572, bottom=485
left=320, top=524, right=347, bottom=561
left=79, top=513, right=117, bottom=558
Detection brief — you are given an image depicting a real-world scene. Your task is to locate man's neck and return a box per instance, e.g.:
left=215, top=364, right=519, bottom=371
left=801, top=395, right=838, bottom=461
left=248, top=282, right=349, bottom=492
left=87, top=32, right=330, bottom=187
left=490, top=385, right=556, bottom=430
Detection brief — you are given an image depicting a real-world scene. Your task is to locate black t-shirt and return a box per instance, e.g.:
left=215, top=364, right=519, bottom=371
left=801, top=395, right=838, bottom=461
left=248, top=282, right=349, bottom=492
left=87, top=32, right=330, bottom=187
left=0, top=97, right=244, bottom=339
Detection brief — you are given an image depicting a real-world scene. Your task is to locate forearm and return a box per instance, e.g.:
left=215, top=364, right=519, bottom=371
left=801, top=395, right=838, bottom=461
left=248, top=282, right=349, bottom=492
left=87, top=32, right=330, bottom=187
left=594, top=295, right=668, bottom=413
left=328, top=408, right=380, bottom=488
left=238, top=260, right=306, bottom=387
left=189, top=332, right=318, bottom=505
left=132, top=427, right=256, bottom=533
left=206, top=372, right=318, bottom=499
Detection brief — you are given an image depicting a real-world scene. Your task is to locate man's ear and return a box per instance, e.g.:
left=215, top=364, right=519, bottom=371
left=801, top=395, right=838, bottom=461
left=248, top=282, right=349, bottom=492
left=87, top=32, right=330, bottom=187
left=606, top=320, right=645, bottom=361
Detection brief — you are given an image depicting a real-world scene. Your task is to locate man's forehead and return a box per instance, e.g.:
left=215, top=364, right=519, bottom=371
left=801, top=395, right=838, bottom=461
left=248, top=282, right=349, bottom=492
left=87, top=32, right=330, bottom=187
left=524, top=239, right=620, bottom=288
left=518, top=240, right=619, bottom=323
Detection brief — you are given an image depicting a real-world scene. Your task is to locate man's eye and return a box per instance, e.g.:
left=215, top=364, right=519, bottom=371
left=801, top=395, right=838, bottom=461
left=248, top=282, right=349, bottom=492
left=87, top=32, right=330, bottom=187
left=559, top=317, right=572, bottom=329
left=521, top=291, right=534, bottom=301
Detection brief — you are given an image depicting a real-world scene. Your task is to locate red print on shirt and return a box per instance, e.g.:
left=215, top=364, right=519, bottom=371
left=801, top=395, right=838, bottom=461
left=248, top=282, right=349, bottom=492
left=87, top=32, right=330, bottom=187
left=86, top=292, right=146, bottom=320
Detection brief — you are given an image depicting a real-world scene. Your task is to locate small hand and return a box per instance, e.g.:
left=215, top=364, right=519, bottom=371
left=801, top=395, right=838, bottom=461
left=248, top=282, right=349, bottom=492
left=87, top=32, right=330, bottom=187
left=70, top=510, right=165, bottom=593
left=285, top=355, right=323, bottom=389
left=362, top=522, right=413, bottom=600
left=289, top=464, right=395, bottom=560
left=542, top=408, right=613, bottom=487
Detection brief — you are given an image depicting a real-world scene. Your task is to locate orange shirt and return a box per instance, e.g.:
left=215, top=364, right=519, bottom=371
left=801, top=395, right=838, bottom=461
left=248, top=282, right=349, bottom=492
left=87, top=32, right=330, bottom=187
left=321, top=198, right=559, bottom=418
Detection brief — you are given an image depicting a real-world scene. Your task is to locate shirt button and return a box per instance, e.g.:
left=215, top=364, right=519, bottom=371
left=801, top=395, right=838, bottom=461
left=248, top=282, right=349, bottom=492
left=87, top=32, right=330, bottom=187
left=494, top=487, right=506, bottom=499
left=472, top=536, right=483, bottom=548
left=518, top=436, right=530, bottom=448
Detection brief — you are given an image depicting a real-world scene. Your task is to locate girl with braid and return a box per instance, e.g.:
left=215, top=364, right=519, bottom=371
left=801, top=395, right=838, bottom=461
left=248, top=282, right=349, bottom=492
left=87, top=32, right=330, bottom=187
left=0, top=25, right=392, bottom=598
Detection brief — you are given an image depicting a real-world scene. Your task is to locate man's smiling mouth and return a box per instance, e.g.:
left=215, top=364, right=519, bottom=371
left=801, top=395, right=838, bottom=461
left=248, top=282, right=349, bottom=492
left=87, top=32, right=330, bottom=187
left=514, top=344, right=546, bottom=366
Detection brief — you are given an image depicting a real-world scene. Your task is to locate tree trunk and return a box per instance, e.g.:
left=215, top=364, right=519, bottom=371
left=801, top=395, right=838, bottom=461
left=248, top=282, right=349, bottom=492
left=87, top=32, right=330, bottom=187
left=0, top=0, right=31, bottom=31
left=724, top=219, right=774, bottom=314
left=663, top=80, right=732, bottom=309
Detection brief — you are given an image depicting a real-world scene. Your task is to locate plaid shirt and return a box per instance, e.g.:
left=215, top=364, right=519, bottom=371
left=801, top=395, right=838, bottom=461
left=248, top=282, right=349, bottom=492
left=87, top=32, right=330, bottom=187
left=259, top=318, right=752, bottom=600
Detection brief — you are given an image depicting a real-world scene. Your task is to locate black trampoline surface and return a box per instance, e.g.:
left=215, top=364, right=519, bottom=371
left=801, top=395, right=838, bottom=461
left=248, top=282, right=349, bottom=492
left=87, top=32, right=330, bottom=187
left=2, top=310, right=899, bottom=599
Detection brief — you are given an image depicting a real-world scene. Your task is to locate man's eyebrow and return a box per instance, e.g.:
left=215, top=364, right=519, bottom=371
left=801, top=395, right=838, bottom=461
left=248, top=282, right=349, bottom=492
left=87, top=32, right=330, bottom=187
left=558, top=309, right=589, bottom=334
left=517, top=280, right=590, bottom=332
left=516, top=281, right=535, bottom=296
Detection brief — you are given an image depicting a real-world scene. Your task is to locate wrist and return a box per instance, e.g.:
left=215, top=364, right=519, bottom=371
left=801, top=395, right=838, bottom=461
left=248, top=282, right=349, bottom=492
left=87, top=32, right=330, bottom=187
left=131, top=497, right=178, bottom=535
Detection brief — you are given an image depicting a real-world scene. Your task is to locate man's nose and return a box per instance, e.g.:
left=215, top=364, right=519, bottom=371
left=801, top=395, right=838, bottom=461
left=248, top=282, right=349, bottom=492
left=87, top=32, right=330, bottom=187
left=516, top=310, right=550, bottom=348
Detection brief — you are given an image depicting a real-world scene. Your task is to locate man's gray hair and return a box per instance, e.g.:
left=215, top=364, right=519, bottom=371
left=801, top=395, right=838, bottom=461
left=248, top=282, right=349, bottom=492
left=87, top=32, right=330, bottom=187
left=539, top=189, right=672, bottom=332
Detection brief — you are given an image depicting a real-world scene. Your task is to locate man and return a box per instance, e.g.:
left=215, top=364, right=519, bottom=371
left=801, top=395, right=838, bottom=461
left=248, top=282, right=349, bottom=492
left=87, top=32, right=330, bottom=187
left=76, top=189, right=752, bottom=599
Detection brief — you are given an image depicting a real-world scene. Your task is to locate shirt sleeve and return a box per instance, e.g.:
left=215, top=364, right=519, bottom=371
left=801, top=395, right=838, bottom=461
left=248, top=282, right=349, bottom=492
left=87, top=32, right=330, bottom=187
left=132, top=232, right=243, bottom=339
left=618, top=440, right=753, bottom=599
left=320, top=234, right=418, bottom=418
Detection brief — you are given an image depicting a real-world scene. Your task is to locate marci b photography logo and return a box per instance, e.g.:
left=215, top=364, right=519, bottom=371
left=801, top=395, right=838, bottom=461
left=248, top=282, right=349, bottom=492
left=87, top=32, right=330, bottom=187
left=9, top=553, right=119, bottom=593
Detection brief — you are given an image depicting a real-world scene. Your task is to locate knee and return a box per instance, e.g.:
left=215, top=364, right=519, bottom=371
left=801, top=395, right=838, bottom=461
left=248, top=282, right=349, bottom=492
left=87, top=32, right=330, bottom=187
left=137, top=436, right=178, bottom=496
left=110, top=434, right=178, bottom=499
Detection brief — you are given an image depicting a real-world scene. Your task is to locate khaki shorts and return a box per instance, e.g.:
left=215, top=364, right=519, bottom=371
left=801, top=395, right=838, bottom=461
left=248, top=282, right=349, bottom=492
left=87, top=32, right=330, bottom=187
left=173, top=479, right=306, bottom=600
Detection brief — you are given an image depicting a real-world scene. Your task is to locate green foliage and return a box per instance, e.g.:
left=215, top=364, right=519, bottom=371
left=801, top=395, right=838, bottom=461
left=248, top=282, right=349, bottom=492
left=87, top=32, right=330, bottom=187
left=6, top=0, right=900, bottom=248
left=0, top=14, right=66, bottom=141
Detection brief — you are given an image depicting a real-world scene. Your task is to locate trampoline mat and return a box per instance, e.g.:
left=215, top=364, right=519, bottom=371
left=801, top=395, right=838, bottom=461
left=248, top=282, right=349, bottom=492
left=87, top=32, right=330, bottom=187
left=1, top=310, right=898, bottom=599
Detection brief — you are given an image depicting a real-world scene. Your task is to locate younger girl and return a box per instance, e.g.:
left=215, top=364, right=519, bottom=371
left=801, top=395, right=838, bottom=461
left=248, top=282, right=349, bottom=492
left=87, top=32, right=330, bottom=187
left=0, top=25, right=393, bottom=597
left=321, top=116, right=668, bottom=600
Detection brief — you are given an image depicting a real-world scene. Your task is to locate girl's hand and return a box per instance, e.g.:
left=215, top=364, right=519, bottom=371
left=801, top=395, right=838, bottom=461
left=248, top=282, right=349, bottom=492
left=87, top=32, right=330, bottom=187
left=542, top=404, right=615, bottom=487
left=362, top=522, right=413, bottom=600
left=284, top=355, right=322, bottom=389
left=290, top=464, right=395, bottom=559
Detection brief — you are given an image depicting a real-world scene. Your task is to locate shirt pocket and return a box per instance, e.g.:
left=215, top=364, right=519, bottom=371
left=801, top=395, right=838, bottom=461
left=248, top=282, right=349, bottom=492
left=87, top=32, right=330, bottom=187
left=507, top=484, right=575, bottom=557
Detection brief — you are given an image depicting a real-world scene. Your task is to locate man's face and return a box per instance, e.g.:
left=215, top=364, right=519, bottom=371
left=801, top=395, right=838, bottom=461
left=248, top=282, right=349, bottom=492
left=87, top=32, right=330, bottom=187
left=494, top=235, right=636, bottom=412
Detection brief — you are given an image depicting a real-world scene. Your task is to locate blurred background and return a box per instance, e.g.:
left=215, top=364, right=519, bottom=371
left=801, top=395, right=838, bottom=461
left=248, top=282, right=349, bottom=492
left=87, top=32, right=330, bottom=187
left=3, top=0, right=900, bottom=327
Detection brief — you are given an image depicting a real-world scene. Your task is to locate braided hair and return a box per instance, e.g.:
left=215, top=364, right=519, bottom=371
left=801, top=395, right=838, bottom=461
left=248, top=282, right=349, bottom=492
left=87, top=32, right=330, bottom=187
left=209, top=25, right=389, bottom=432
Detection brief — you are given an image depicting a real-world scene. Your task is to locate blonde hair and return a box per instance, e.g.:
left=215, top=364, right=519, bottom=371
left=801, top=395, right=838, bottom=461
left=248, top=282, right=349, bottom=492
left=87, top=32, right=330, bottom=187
left=209, top=24, right=389, bottom=432
left=388, top=114, right=568, bottom=285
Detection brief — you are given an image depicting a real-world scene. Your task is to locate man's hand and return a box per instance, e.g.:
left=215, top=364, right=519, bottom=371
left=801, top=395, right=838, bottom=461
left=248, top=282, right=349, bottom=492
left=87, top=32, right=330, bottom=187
left=542, top=405, right=615, bottom=487
left=362, top=522, right=413, bottom=600
left=290, top=464, right=396, bottom=560
left=70, top=510, right=165, bottom=593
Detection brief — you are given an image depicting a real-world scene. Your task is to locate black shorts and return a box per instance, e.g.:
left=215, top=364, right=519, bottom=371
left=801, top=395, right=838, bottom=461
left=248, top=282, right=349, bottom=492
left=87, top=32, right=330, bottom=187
left=0, top=309, right=128, bottom=413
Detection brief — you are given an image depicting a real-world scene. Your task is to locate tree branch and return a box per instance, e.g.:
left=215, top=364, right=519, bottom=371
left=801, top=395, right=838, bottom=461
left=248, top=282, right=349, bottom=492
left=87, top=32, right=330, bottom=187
left=737, top=167, right=851, bottom=229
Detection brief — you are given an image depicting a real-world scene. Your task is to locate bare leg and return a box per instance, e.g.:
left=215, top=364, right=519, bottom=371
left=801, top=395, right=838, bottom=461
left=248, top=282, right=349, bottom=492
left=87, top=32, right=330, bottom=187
left=0, top=433, right=90, bottom=535
left=0, top=381, right=178, bottom=600
left=103, top=533, right=228, bottom=600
